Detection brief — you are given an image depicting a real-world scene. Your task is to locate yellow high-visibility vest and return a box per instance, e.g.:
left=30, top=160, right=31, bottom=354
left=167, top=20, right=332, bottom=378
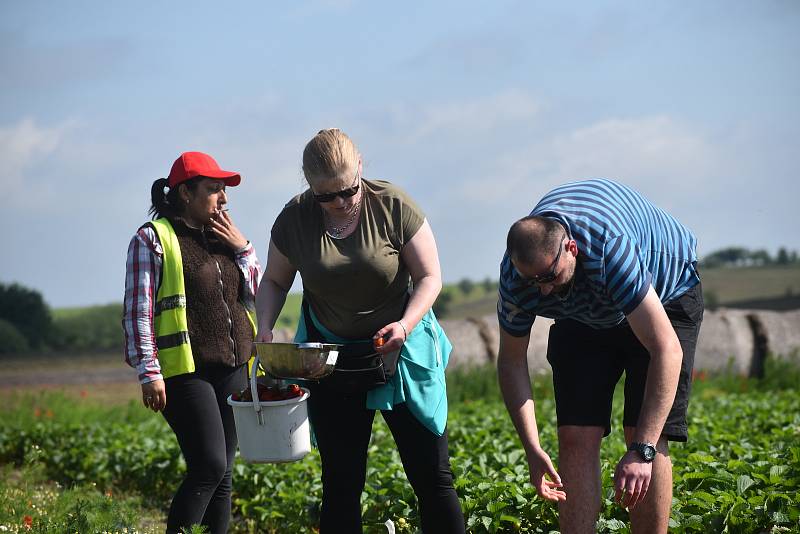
left=150, top=218, right=257, bottom=379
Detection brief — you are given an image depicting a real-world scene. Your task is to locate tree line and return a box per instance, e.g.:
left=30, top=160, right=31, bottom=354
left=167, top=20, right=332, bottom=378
left=700, top=246, right=799, bottom=268
left=0, top=282, right=122, bottom=355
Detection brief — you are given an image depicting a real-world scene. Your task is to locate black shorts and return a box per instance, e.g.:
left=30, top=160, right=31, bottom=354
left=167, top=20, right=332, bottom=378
left=546, top=283, right=704, bottom=442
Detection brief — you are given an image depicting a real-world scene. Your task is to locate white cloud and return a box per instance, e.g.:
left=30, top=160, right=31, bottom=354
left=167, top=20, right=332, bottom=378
left=453, top=114, right=721, bottom=207
left=368, top=102, right=724, bottom=214
left=0, top=118, right=73, bottom=186
left=550, top=115, right=718, bottom=190
left=0, top=117, right=149, bottom=218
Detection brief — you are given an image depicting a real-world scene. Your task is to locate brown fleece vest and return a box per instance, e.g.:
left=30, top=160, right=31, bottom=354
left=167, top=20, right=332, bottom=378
left=170, top=218, right=253, bottom=368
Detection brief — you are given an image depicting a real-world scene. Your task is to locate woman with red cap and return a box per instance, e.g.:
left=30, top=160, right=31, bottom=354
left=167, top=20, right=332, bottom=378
left=122, top=151, right=261, bottom=534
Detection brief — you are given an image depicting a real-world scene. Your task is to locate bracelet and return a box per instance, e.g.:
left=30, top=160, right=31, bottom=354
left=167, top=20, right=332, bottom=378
left=397, top=320, right=408, bottom=341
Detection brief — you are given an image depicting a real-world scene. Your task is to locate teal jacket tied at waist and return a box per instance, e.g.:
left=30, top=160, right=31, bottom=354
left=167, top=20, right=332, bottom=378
left=294, top=306, right=452, bottom=436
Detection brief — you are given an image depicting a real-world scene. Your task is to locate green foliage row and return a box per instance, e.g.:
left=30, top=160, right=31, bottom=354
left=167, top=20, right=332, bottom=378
left=1, top=363, right=799, bottom=533
left=0, top=463, right=161, bottom=533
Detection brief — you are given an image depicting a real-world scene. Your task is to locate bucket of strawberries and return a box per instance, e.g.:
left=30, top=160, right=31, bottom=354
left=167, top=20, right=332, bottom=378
left=227, top=354, right=312, bottom=463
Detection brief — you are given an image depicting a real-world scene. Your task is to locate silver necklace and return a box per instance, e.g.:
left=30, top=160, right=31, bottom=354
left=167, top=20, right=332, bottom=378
left=325, top=196, right=362, bottom=239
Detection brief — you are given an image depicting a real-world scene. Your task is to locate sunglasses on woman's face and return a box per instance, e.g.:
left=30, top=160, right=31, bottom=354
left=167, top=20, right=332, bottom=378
left=312, top=172, right=360, bottom=203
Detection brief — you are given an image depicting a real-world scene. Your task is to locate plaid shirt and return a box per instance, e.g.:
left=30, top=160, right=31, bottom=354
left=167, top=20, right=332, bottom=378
left=123, top=225, right=261, bottom=384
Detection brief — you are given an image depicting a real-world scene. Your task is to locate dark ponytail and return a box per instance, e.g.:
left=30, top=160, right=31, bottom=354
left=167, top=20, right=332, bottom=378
left=149, top=178, right=172, bottom=220
left=148, top=177, right=202, bottom=220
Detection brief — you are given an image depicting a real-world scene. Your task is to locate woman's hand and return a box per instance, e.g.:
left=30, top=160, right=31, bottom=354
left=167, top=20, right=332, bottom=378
left=141, top=379, right=166, bottom=412
left=373, top=321, right=408, bottom=353
left=209, top=210, right=248, bottom=251
left=256, top=329, right=274, bottom=343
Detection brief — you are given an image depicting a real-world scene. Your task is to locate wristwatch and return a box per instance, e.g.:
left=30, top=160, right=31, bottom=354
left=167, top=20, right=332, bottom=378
left=628, top=442, right=657, bottom=462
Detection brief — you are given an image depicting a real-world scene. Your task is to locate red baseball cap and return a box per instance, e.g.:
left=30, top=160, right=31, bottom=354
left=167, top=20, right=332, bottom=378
left=168, top=151, right=241, bottom=188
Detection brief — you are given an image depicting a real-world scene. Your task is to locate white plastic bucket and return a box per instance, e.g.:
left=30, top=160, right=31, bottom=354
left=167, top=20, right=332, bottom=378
left=227, top=354, right=311, bottom=463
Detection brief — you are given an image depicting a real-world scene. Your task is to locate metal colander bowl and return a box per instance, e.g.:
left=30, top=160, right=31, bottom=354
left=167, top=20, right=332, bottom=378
left=253, top=342, right=340, bottom=380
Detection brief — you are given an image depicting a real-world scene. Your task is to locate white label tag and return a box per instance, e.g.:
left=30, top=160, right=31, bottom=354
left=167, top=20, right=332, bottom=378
left=326, top=351, right=339, bottom=365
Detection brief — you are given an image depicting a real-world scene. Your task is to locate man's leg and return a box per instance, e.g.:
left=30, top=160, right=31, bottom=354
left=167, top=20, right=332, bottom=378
left=557, top=425, right=605, bottom=534
left=624, top=428, right=671, bottom=534
left=547, top=319, right=623, bottom=534
left=621, top=283, right=703, bottom=533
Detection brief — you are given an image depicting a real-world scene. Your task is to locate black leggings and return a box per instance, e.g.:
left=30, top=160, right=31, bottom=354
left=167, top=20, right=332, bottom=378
left=161, top=364, right=246, bottom=534
left=308, top=385, right=466, bottom=533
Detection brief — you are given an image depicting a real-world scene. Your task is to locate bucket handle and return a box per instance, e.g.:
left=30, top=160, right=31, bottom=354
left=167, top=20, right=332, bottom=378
left=250, top=354, right=263, bottom=416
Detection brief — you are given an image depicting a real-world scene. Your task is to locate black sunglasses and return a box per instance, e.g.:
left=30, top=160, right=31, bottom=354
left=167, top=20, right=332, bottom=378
left=312, top=173, right=360, bottom=203
left=523, top=232, right=568, bottom=285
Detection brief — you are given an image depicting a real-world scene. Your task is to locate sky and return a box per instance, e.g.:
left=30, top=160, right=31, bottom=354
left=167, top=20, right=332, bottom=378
left=1, top=1, right=798, bottom=308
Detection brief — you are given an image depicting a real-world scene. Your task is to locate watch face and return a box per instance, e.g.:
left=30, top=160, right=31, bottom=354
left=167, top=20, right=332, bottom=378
left=631, top=442, right=657, bottom=462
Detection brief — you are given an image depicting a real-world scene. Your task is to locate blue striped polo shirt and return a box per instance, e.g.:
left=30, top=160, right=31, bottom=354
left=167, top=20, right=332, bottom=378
left=498, top=179, right=700, bottom=335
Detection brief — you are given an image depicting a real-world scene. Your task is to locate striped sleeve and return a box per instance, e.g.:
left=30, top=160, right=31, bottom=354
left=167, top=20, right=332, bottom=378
left=122, top=227, right=164, bottom=384
left=234, top=242, right=261, bottom=313
left=602, top=235, right=652, bottom=315
left=496, top=255, right=536, bottom=336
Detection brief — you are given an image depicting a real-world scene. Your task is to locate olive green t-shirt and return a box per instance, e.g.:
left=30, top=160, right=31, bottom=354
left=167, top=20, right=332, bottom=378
left=271, top=179, right=425, bottom=339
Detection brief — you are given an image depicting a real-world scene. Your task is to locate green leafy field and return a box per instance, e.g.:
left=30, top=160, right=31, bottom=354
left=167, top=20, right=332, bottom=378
left=1, top=360, right=799, bottom=533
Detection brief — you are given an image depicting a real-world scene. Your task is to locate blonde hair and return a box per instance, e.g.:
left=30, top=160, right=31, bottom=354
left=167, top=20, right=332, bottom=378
left=302, top=128, right=359, bottom=181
